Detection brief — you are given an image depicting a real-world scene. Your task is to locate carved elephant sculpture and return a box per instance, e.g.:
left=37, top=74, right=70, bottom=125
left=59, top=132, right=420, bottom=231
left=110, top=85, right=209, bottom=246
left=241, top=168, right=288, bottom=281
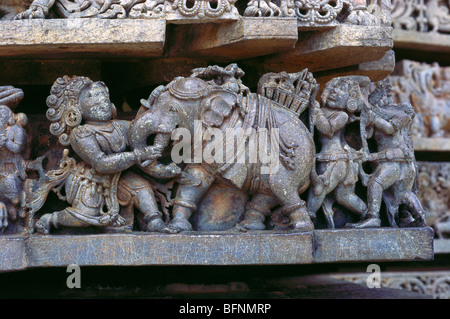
left=128, top=76, right=316, bottom=231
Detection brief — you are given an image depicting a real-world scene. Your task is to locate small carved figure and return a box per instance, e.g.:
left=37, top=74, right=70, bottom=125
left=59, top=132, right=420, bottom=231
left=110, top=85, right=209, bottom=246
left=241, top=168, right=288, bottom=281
left=351, top=80, right=427, bottom=228
left=306, top=76, right=368, bottom=228
left=0, top=86, right=28, bottom=233
left=32, top=76, right=178, bottom=234
left=128, top=64, right=317, bottom=232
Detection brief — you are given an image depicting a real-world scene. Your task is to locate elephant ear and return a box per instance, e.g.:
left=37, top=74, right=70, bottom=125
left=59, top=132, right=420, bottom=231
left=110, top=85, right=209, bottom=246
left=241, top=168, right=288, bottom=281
left=201, top=89, right=238, bottom=127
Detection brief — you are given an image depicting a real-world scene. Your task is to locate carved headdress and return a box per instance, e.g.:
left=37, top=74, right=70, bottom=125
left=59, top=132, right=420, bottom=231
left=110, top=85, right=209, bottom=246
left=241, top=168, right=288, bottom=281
left=46, top=75, right=94, bottom=146
left=321, top=75, right=370, bottom=112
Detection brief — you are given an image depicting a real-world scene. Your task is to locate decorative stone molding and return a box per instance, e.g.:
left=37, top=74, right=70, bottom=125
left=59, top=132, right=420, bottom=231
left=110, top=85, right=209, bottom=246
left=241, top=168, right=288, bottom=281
left=388, top=60, right=450, bottom=138
left=391, top=0, right=450, bottom=33
left=332, top=271, right=450, bottom=299
left=11, top=0, right=240, bottom=22
left=243, top=0, right=354, bottom=28
left=417, top=162, right=450, bottom=239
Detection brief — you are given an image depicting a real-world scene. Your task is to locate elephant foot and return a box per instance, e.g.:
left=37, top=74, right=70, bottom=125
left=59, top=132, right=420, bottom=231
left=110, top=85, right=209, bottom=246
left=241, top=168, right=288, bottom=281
left=35, top=214, right=52, bottom=234
left=238, top=210, right=266, bottom=230
left=289, top=207, right=314, bottom=231
left=169, top=216, right=193, bottom=232
left=347, top=217, right=381, bottom=229
left=147, top=216, right=180, bottom=234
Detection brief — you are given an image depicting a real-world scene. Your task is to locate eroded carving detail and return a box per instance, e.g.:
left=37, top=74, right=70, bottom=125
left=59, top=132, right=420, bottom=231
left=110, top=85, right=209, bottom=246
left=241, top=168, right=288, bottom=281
left=244, top=0, right=353, bottom=28
left=391, top=0, right=450, bottom=33
left=0, top=86, right=28, bottom=234
left=0, top=64, right=429, bottom=235
left=332, top=271, right=450, bottom=299
left=389, top=60, right=450, bottom=138
left=417, top=162, right=450, bottom=238
left=14, top=0, right=239, bottom=20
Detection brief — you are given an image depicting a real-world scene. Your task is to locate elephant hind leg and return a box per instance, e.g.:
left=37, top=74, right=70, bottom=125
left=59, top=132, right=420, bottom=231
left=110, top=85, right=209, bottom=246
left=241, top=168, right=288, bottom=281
left=239, top=194, right=277, bottom=230
left=270, top=182, right=314, bottom=231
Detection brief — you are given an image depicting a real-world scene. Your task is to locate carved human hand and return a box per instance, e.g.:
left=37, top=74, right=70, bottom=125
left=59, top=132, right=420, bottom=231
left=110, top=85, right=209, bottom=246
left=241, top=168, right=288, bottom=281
left=15, top=5, right=47, bottom=19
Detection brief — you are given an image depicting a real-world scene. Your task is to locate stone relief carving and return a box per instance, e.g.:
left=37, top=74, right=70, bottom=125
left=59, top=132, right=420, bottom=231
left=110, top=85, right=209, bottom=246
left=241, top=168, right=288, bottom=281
left=243, top=0, right=354, bottom=28
left=417, top=162, right=450, bottom=238
left=389, top=60, right=450, bottom=138
left=391, top=0, right=450, bottom=33
left=13, top=0, right=239, bottom=20
left=0, top=64, right=429, bottom=235
left=332, top=271, right=450, bottom=299
left=0, top=86, right=28, bottom=234
left=26, top=76, right=181, bottom=234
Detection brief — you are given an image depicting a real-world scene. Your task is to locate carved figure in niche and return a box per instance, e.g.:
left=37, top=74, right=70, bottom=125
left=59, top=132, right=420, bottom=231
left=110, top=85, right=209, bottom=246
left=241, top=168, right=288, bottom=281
left=306, top=76, right=368, bottom=228
left=0, top=86, right=28, bottom=234
left=32, top=76, right=180, bottom=234
left=351, top=80, right=427, bottom=228
left=128, top=64, right=317, bottom=232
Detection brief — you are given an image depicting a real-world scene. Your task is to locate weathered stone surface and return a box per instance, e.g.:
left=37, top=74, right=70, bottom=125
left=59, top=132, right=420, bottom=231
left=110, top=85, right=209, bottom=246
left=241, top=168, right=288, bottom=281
left=0, top=19, right=166, bottom=59
left=26, top=231, right=314, bottom=267
left=0, top=228, right=434, bottom=271
left=434, top=239, right=450, bottom=254
left=330, top=270, right=450, bottom=299
left=256, top=25, right=393, bottom=73
left=314, top=50, right=396, bottom=89
left=313, top=227, right=434, bottom=263
left=168, top=17, right=298, bottom=61
left=0, top=236, right=26, bottom=272
left=394, top=29, right=450, bottom=53
left=413, top=138, right=450, bottom=151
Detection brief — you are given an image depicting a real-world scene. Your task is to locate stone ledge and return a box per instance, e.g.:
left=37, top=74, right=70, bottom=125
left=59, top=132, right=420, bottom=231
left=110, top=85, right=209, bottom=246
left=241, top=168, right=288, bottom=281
left=394, top=29, right=450, bottom=53
left=0, top=227, right=434, bottom=271
left=413, top=138, right=450, bottom=152
left=243, top=25, right=394, bottom=75
left=0, top=19, right=167, bottom=59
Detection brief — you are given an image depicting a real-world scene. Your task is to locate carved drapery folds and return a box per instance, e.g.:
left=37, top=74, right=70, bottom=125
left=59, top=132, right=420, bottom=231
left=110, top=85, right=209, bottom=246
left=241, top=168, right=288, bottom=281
left=391, top=0, right=450, bottom=33
left=388, top=60, right=450, bottom=138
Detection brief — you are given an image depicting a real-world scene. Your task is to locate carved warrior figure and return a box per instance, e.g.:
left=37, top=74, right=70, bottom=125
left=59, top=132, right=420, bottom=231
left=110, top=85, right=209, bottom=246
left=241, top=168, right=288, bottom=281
left=307, top=76, right=368, bottom=229
left=31, top=76, right=181, bottom=234
left=0, top=86, right=28, bottom=233
left=351, top=80, right=427, bottom=228
left=128, top=64, right=318, bottom=231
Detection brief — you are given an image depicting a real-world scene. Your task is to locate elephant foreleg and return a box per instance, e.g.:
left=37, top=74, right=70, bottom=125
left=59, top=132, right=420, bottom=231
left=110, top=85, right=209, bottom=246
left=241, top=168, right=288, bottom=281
left=169, top=164, right=215, bottom=231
